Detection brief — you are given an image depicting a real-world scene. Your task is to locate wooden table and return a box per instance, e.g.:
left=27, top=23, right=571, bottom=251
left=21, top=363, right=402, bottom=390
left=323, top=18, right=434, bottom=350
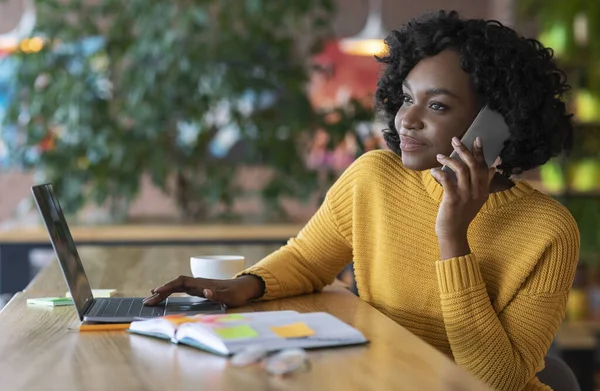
left=0, top=224, right=303, bottom=295
left=0, top=247, right=490, bottom=391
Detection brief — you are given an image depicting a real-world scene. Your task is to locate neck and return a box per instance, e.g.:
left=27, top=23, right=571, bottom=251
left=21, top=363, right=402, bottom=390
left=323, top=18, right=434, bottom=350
left=489, top=172, right=514, bottom=193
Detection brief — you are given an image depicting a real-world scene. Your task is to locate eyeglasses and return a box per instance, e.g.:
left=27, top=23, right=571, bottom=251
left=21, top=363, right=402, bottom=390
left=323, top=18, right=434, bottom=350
left=230, top=346, right=310, bottom=376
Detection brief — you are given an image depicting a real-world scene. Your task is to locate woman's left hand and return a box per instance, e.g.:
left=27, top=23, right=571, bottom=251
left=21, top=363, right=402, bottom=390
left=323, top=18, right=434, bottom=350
left=430, top=136, right=495, bottom=258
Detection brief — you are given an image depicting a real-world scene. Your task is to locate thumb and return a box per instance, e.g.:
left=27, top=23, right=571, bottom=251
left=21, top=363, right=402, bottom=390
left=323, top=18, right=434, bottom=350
left=203, top=288, right=216, bottom=301
left=203, top=288, right=230, bottom=303
left=203, top=288, right=242, bottom=307
left=488, top=167, right=496, bottom=185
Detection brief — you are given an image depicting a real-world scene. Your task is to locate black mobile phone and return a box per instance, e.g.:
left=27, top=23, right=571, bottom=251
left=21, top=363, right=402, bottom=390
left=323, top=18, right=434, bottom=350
left=441, top=105, right=510, bottom=181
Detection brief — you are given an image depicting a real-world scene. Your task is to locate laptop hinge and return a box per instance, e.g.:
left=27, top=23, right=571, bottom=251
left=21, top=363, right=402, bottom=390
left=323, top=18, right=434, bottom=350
left=80, top=298, right=95, bottom=319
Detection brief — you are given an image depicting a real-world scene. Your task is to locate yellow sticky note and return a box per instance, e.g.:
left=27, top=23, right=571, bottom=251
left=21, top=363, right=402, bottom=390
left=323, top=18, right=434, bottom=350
left=215, top=324, right=258, bottom=340
left=270, top=322, right=315, bottom=338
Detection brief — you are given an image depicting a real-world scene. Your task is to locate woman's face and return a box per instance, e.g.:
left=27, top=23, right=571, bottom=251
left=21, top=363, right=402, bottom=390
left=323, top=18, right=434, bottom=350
left=394, top=49, right=481, bottom=171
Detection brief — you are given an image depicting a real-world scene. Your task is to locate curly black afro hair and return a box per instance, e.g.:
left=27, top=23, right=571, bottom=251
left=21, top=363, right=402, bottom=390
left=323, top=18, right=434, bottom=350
left=375, top=10, right=573, bottom=177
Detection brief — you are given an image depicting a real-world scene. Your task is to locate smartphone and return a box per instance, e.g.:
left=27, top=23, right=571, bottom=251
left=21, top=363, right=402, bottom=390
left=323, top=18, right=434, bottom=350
left=441, top=105, right=510, bottom=182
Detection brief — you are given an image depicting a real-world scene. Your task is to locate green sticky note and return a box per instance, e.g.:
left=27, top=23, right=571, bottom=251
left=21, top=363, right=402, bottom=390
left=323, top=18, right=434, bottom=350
left=215, top=324, right=258, bottom=340
left=27, top=297, right=74, bottom=307
left=216, top=314, right=246, bottom=323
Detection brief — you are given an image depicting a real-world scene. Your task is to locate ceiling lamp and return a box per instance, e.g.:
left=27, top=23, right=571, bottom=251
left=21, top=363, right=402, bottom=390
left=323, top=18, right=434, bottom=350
left=339, top=0, right=387, bottom=57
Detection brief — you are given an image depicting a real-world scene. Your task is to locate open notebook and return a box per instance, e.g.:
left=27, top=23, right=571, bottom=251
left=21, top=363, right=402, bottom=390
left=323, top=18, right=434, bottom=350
left=128, top=310, right=368, bottom=356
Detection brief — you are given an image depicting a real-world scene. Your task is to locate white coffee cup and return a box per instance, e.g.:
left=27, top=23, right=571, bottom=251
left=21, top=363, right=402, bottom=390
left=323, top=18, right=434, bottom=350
left=190, top=255, right=246, bottom=280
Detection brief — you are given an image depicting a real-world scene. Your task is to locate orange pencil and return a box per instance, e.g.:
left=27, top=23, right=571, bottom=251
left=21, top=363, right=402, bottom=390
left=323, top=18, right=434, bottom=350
left=79, top=323, right=131, bottom=332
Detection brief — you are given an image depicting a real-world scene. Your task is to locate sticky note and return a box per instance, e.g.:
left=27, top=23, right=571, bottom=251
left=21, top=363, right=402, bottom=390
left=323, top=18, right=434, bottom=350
left=27, top=297, right=74, bottom=307
left=159, top=314, right=247, bottom=327
left=165, top=315, right=201, bottom=326
left=215, top=325, right=258, bottom=340
left=270, top=322, right=315, bottom=338
left=66, top=289, right=116, bottom=298
left=214, top=314, right=246, bottom=323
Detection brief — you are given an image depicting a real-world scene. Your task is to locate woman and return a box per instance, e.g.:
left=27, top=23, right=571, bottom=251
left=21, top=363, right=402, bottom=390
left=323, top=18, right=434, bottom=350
left=145, top=10, right=579, bottom=390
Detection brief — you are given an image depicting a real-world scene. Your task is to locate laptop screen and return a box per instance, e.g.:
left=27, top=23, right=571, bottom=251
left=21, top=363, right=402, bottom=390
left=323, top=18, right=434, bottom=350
left=31, top=184, right=93, bottom=320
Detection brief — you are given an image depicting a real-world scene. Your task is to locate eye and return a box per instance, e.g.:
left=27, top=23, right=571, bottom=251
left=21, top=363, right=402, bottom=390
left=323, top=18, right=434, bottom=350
left=429, top=102, right=447, bottom=112
left=400, top=94, right=412, bottom=104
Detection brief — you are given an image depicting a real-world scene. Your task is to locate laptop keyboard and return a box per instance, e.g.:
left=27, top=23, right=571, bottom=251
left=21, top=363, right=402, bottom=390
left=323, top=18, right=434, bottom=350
left=86, top=298, right=165, bottom=319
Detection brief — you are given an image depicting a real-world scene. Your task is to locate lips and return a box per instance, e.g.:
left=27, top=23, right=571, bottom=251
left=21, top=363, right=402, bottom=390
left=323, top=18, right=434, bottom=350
left=399, top=135, right=427, bottom=151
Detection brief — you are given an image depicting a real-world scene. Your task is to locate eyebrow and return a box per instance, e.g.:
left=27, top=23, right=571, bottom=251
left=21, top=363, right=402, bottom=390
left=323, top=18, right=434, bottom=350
left=402, top=80, right=460, bottom=99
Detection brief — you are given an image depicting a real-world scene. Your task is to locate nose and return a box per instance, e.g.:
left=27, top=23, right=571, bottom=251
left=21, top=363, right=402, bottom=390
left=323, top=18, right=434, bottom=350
left=395, top=105, right=424, bottom=131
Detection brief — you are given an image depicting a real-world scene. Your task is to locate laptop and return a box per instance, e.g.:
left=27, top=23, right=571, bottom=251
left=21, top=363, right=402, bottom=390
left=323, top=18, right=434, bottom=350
left=31, top=183, right=226, bottom=323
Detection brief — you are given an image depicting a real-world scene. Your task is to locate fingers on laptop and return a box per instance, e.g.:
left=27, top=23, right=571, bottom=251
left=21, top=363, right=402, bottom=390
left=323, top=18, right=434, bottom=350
left=202, top=288, right=235, bottom=305
left=142, top=293, right=162, bottom=305
left=144, top=276, right=210, bottom=305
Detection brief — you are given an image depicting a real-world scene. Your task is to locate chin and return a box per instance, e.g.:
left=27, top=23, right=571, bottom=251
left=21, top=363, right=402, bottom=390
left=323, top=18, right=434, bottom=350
left=400, top=153, right=437, bottom=171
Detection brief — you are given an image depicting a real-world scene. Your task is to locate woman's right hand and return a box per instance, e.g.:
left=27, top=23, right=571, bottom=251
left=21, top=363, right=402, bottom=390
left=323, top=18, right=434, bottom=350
left=142, top=275, right=265, bottom=308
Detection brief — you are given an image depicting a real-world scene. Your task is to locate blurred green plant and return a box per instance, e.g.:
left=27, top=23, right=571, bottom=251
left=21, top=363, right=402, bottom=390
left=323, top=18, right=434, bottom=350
left=2, top=0, right=374, bottom=222
left=517, top=1, right=600, bottom=82
left=517, top=0, right=600, bottom=121
left=518, top=3, right=600, bottom=267
left=562, top=196, right=600, bottom=266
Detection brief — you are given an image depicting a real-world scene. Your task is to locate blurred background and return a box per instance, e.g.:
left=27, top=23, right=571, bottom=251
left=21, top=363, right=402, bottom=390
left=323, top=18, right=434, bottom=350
left=1, top=0, right=600, bottom=388
left=0, top=0, right=515, bottom=227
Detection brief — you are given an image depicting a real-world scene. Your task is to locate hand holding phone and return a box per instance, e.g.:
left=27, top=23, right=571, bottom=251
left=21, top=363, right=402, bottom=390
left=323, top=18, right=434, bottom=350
left=441, top=106, right=510, bottom=181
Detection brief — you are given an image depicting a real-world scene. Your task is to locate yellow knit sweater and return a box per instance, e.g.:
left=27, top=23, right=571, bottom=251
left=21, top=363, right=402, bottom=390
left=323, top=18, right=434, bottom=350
left=240, top=150, right=580, bottom=391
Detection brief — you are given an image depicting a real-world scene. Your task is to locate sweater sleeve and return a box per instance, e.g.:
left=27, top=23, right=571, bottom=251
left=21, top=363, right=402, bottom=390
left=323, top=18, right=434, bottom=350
left=235, top=159, right=359, bottom=300
left=435, top=224, right=579, bottom=390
